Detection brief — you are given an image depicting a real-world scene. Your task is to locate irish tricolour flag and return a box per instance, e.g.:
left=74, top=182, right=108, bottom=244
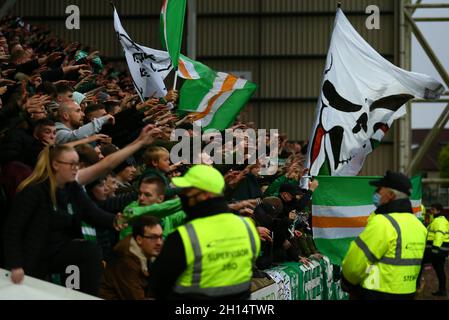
left=177, top=55, right=201, bottom=80
left=312, top=175, right=423, bottom=265
left=178, top=55, right=257, bottom=131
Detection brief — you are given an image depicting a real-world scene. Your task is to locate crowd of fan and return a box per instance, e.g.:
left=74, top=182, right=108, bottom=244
left=0, top=16, right=325, bottom=299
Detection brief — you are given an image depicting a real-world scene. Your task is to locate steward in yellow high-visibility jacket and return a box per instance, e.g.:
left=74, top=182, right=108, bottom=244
left=148, top=165, right=261, bottom=300
left=341, top=171, right=427, bottom=300
left=418, top=203, right=449, bottom=296
left=427, top=211, right=449, bottom=256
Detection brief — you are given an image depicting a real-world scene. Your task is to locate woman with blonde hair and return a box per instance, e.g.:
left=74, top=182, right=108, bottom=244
left=3, top=144, right=126, bottom=296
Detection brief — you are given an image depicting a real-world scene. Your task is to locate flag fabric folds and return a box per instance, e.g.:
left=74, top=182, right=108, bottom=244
left=113, top=7, right=172, bottom=100
left=306, top=8, right=444, bottom=177
left=178, top=55, right=257, bottom=131
left=312, top=175, right=423, bottom=265
left=177, top=55, right=202, bottom=80
left=160, top=0, right=187, bottom=70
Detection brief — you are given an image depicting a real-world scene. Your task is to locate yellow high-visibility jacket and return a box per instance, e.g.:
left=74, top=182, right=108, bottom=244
left=426, top=215, right=449, bottom=254
left=342, top=212, right=427, bottom=294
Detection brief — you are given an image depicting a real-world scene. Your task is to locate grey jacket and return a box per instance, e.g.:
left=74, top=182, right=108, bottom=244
left=55, top=115, right=110, bottom=144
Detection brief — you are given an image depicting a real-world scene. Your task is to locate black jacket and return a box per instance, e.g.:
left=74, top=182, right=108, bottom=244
left=148, top=197, right=251, bottom=300
left=14, top=59, right=40, bottom=75
left=93, top=191, right=138, bottom=262
left=226, top=173, right=263, bottom=202
left=281, top=189, right=313, bottom=217
left=0, top=127, right=43, bottom=167
left=3, top=181, right=115, bottom=278
left=95, top=191, right=138, bottom=214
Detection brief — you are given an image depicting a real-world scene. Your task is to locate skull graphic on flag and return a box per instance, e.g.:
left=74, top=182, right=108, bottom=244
left=306, top=9, right=444, bottom=176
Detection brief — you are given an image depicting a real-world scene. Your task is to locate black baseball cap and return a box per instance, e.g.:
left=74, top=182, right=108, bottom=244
left=279, top=183, right=303, bottom=196
left=369, top=170, right=412, bottom=196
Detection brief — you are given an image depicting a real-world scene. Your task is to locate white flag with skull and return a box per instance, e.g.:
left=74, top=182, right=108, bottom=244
left=306, top=9, right=444, bottom=176
left=113, top=7, right=172, bottom=100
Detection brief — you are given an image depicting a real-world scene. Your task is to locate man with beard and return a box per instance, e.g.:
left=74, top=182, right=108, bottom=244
left=55, top=100, right=114, bottom=144
left=148, top=165, right=260, bottom=300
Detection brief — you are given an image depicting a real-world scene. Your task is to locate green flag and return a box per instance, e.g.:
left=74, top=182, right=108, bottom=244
left=178, top=55, right=257, bottom=131
left=160, top=0, right=187, bottom=70
left=312, top=175, right=423, bottom=265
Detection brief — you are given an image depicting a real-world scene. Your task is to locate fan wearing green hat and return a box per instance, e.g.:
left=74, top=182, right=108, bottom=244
left=148, top=165, right=261, bottom=299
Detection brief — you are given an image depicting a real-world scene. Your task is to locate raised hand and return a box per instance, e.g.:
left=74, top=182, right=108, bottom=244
left=45, top=52, right=63, bottom=64
left=239, top=207, right=254, bottom=218
left=257, top=227, right=273, bottom=243
left=165, top=89, right=178, bottom=103
left=86, top=50, right=100, bottom=61
left=113, top=212, right=128, bottom=231
left=136, top=124, right=163, bottom=146
left=63, top=42, right=79, bottom=54
left=10, top=268, right=25, bottom=284
left=89, top=133, right=112, bottom=144
left=309, top=179, right=319, bottom=191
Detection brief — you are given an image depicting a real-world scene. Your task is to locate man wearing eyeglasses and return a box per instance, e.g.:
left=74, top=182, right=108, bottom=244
left=99, top=215, right=163, bottom=300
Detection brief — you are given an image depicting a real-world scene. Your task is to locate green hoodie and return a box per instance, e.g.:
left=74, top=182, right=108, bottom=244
left=121, top=198, right=186, bottom=239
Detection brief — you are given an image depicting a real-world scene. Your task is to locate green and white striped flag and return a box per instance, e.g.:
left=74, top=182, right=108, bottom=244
left=178, top=55, right=257, bottom=130
left=160, top=0, right=187, bottom=70
left=81, top=221, right=97, bottom=243
left=312, top=175, right=423, bottom=265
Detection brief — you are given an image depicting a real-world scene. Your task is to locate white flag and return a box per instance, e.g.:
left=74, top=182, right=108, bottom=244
left=113, top=7, right=172, bottom=100
left=306, top=9, right=444, bottom=176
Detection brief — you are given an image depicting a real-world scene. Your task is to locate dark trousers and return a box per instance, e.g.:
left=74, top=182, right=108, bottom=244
left=432, top=253, right=447, bottom=292
left=48, top=240, right=102, bottom=296
left=417, top=248, right=447, bottom=292
left=358, top=288, right=415, bottom=300
left=417, top=249, right=431, bottom=289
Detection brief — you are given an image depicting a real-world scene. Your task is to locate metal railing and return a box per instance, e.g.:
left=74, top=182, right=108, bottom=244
left=422, top=187, right=449, bottom=207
